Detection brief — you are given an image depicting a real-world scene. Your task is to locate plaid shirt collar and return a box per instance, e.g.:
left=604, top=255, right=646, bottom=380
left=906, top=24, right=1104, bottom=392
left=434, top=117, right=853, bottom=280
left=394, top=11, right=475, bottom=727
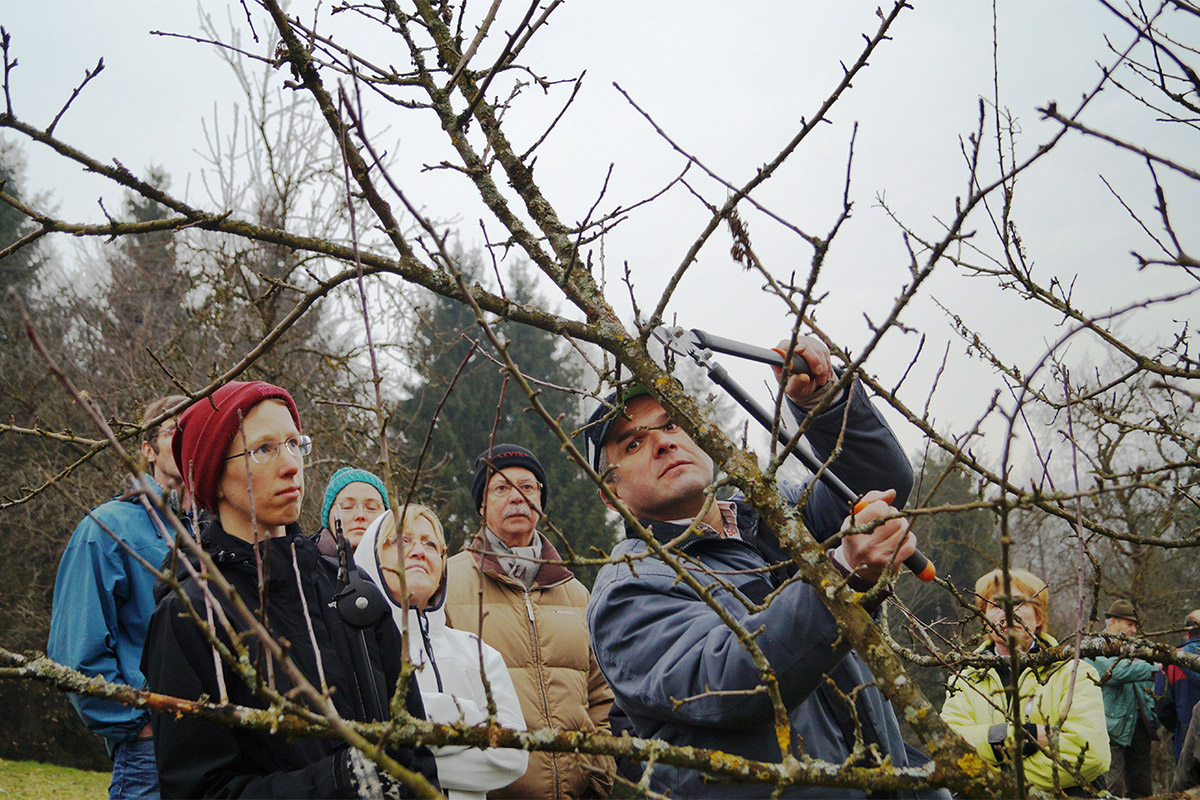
left=666, top=499, right=740, bottom=539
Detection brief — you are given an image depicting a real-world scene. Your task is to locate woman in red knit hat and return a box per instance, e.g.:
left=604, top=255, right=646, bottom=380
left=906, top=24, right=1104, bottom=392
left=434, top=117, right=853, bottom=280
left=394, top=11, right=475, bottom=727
left=143, top=381, right=438, bottom=799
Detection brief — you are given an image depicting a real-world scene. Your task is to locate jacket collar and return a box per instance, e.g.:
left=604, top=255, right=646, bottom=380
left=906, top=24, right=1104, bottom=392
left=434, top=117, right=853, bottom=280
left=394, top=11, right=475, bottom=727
left=463, top=529, right=574, bottom=588
left=629, top=497, right=761, bottom=548
left=966, top=634, right=1063, bottom=680
left=155, top=519, right=315, bottom=603
left=202, top=520, right=311, bottom=569
left=115, top=474, right=166, bottom=506
left=631, top=518, right=706, bottom=549
left=407, top=605, right=447, bottom=634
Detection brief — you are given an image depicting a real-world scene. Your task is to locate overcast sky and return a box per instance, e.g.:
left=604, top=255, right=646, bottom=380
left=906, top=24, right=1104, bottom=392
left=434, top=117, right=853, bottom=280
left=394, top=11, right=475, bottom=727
left=3, top=1, right=1197, bottom=475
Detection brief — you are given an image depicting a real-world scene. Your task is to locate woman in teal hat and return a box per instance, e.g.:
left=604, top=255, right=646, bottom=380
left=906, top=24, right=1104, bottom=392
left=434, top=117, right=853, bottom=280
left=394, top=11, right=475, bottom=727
left=313, top=466, right=389, bottom=555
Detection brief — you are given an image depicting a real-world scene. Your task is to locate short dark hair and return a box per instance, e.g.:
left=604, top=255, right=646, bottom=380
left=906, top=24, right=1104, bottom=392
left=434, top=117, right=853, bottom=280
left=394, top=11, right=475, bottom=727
left=596, top=445, right=618, bottom=485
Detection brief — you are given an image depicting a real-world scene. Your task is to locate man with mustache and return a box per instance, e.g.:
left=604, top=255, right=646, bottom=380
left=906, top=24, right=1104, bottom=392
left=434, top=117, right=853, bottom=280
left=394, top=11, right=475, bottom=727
left=443, top=444, right=615, bottom=799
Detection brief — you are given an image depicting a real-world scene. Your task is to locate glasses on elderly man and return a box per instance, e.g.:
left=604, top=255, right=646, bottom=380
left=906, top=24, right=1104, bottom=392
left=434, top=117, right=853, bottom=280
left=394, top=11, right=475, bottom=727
left=224, top=435, right=313, bottom=464
left=487, top=480, right=541, bottom=499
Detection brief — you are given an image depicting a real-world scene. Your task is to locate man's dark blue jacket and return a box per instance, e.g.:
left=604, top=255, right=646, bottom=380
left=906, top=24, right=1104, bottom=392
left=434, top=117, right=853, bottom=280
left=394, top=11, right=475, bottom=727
left=587, top=381, right=942, bottom=798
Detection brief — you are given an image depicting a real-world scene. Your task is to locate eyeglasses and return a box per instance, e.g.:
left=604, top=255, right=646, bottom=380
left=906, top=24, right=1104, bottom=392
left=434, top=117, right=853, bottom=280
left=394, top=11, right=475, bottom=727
left=487, top=481, right=541, bottom=499
left=143, top=423, right=177, bottom=445
left=336, top=499, right=385, bottom=514
left=224, top=435, right=313, bottom=464
left=401, top=534, right=443, bottom=555
left=985, top=598, right=1034, bottom=617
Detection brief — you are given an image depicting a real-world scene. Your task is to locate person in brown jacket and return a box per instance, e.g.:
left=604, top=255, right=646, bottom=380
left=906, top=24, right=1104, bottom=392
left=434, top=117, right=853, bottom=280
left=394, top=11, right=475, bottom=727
left=443, top=444, right=615, bottom=799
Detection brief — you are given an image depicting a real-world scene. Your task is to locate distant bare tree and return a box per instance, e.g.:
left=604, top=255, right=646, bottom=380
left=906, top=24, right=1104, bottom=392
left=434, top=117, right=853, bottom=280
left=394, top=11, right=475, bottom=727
left=0, top=2, right=1197, bottom=796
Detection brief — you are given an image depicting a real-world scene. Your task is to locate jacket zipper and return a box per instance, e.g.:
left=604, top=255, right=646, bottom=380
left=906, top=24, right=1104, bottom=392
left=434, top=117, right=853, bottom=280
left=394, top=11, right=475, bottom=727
left=524, top=589, right=562, bottom=798
left=679, top=529, right=784, bottom=590
left=678, top=524, right=891, bottom=755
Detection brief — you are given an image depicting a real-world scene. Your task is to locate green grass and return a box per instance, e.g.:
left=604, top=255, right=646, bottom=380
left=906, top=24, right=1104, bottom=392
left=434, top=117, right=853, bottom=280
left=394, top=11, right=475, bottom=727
left=0, top=759, right=109, bottom=800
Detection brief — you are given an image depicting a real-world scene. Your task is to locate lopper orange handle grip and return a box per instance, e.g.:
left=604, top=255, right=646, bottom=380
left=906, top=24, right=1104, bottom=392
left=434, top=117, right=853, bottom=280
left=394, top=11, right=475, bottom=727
left=852, top=498, right=936, bottom=582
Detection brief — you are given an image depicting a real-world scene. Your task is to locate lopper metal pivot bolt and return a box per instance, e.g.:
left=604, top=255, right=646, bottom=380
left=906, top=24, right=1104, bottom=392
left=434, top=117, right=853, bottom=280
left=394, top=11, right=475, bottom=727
left=651, top=325, right=936, bottom=582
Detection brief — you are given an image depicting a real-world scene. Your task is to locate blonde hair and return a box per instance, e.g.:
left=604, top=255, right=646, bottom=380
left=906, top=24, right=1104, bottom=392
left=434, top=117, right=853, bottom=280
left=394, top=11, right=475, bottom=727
left=378, top=503, right=445, bottom=554
left=975, top=568, right=1049, bottom=635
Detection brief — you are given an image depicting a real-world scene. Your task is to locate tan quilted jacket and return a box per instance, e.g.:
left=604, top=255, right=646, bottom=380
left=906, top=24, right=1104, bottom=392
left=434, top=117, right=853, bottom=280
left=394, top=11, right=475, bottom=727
left=444, top=532, right=614, bottom=799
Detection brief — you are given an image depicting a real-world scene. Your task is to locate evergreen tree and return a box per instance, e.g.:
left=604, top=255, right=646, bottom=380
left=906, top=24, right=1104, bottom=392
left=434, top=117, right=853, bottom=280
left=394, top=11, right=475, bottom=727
left=396, top=255, right=618, bottom=586
left=891, top=448, right=1000, bottom=708
left=69, top=169, right=197, bottom=400
left=0, top=141, right=45, bottom=297
left=107, top=170, right=190, bottom=359
left=0, top=142, right=110, bottom=768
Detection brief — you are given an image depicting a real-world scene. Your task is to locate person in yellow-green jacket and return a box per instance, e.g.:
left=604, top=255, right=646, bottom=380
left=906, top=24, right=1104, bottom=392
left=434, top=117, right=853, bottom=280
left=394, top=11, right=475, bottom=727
left=941, top=568, right=1110, bottom=794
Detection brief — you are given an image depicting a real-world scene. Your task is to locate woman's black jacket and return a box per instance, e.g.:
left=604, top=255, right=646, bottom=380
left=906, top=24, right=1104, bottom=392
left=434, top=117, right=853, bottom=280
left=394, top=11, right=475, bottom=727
left=143, top=521, right=438, bottom=798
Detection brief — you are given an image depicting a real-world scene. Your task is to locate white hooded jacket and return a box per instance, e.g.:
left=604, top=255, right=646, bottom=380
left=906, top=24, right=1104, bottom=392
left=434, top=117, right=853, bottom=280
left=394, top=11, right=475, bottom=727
left=355, top=511, right=529, bottom=800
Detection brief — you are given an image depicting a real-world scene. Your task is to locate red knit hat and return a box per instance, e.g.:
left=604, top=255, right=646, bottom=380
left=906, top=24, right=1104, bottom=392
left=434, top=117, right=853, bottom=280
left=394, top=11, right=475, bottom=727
left=172, top=381, right=301, bottom=513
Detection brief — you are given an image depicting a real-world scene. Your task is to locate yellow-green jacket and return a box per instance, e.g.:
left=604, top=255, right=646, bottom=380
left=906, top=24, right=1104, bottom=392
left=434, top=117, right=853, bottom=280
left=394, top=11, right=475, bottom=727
left=940, top=636, right=1110, bottom=790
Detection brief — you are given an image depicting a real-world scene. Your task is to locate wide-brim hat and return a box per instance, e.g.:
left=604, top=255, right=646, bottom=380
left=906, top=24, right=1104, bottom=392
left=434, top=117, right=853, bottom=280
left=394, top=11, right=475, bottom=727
left=1105, top=599, right=1139, bottom=623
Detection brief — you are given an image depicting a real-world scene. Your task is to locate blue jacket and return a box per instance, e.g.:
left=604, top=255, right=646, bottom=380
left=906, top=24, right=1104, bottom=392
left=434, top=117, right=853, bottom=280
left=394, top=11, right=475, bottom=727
left=1155, top=637, right=1200, bottom=759
left=1087, top=656, right=1158, bottom=747
left=47, top=479, right=176, bottom=748
left=588, top=385, right=936, bottom=798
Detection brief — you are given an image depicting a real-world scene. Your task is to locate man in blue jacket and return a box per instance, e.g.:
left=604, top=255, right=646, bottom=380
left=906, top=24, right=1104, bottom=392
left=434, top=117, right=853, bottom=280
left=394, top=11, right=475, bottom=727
left=48, top=394, right=189, bottom=800
left=1156, top=610, right=1200, bottom=761
left=584, top=336, right=935, bottom=798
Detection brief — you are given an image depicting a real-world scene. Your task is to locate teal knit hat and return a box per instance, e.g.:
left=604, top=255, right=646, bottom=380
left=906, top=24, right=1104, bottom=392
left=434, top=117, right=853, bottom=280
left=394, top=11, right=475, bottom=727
left=321, top=467, right=389, bottom=530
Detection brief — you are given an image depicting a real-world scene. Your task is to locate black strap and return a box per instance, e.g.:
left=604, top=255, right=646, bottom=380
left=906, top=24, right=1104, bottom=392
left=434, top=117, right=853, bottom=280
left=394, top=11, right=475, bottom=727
left=418, top=611, right=444, bottom=693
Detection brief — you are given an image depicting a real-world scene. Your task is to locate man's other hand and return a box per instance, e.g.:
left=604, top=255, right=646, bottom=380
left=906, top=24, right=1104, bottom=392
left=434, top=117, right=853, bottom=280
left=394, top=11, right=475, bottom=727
left=772, top=336, right=832, bottom=405
left=834, top=489, right=915, bottom=584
